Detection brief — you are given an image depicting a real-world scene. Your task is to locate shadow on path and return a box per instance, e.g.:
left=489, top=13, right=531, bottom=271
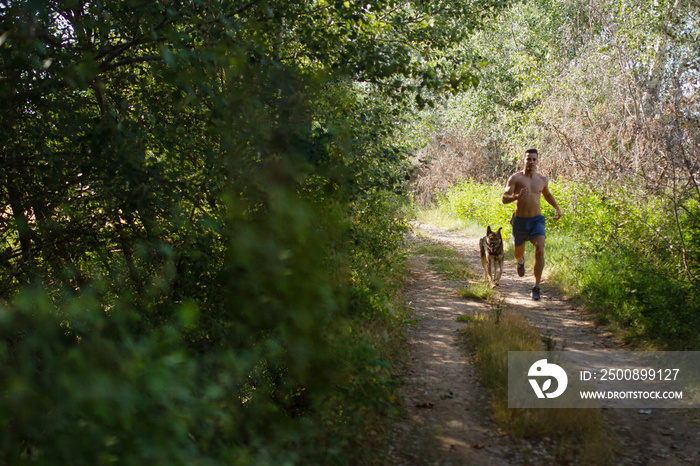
left=397, top=223, right=700, bottom=466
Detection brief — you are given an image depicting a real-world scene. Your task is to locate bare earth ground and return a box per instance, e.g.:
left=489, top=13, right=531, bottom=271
left=388, top=222, right=700, bottom=465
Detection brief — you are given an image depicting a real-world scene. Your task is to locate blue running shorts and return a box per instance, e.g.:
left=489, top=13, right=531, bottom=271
left=511, top=214, right=546, bottom=247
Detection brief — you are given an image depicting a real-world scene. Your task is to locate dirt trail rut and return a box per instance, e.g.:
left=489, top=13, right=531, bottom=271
left=389, top=223, right=700, bottom=465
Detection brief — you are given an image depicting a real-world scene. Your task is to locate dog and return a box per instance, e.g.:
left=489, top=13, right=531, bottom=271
left=479, top=226, right=504, bottom=286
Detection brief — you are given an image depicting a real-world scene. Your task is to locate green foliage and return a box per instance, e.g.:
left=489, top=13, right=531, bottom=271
left=348, top=191, right=409, bottom=320
left=678, top=199, right=700, bottom=282
left=438, top=181, right=514, bottom=241
left=558, top=187, right=700, bottom=345
left=0, top=191, right=405, bottom=464
left=0, top=0, right=513, bottom=462
left=0, top=292, right=208, bottom=465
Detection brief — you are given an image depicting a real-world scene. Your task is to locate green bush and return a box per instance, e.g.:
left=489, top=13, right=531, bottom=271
left=0, top=189, right=407, bottom=464
left=2, top=0, right=465, bottom=460
left=438, top=181, right=515, bottom=241
left=550, top=186, right=700, bottom=345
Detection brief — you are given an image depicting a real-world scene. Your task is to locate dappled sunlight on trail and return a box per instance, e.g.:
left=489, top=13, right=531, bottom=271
left=404, top=222, right=700, bottom=466
left=389, top=231, right=525, bottom=465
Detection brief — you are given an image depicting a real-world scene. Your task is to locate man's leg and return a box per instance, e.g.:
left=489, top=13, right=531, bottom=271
left=514, top=243, right=526, bottom=277
left=514, top=244, right=525, bottom=264
left=532, top=235, right=545, bottom=285
left=512, top=215, right=527, bottom=277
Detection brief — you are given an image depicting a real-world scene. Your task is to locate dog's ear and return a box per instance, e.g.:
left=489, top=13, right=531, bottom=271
left=496, top=227, right=502, bottom=234
left=487, top=225, right=492, bottom=234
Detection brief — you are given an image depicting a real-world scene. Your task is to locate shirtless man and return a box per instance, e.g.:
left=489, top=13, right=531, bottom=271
left=502, top=148, right=561, bottom=300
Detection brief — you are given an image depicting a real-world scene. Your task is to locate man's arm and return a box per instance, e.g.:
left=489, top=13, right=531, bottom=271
left=542, top=182, right=562, bottom=221
left=502, top=175, right=526, bottom=204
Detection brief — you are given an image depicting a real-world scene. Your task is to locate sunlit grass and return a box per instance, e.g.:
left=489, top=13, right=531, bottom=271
left=462, top=311, right=614, bottom=464
left=412, top=205, right=484, bottom=237
left=427, top=257, right=472, bottom=281
left=416, top=243, right=458, bottom=257
left=456, top=314, right=486, bottom=323
left=413, top=240, right=477, bottom=281
left=458, top=282, right=495, bottom=300
left=539, top=230, right=576, bottom=290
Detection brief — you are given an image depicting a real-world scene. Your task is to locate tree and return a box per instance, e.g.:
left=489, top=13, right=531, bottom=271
left=0, top=0, right=508, bottom=462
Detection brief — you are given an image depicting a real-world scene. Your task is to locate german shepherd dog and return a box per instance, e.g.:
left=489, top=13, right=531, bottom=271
left=479, top=226, right=504, bottom=286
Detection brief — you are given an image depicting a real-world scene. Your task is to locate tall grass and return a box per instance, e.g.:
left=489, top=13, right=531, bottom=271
left=463, top=312, right=614, bottom=464
left=437, top=182, right=515, bottom=242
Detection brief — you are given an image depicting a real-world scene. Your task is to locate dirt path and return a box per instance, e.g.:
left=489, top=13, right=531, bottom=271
left=389, top=223, right=700, bottom=465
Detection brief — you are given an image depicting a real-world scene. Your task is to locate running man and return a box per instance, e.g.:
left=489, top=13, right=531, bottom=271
left=502, top=148, right=561, bottom=300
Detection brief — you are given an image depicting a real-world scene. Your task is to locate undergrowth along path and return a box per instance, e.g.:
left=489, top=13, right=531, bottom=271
left=391, top=222, right=700, bottom=465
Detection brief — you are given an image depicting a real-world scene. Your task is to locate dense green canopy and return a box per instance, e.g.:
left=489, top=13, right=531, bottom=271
left=0, top=0, right=507, bottom=463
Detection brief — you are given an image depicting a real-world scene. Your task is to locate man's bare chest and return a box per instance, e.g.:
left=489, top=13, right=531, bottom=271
left=515, top=176, right=545, bottom=194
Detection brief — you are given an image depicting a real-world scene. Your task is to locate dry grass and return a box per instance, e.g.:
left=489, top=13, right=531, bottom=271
left=462, top=311, right=615, bottom=464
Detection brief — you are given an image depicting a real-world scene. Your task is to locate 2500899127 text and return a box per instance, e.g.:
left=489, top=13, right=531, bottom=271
left=580, top=368, right=680, bottom=381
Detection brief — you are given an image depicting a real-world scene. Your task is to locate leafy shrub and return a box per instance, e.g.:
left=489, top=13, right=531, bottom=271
left=2, top=0, right=472, bottom=460
left=438, top=181, right=515, bottom=241
left=551, top=185, right=700, bottom=345
left=0, top=187, right=407, bottom=464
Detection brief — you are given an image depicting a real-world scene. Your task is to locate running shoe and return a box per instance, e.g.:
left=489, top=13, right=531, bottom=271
left=517, top=258, right=525, bottom=277
left=532, top=285, right=541, bottom=301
